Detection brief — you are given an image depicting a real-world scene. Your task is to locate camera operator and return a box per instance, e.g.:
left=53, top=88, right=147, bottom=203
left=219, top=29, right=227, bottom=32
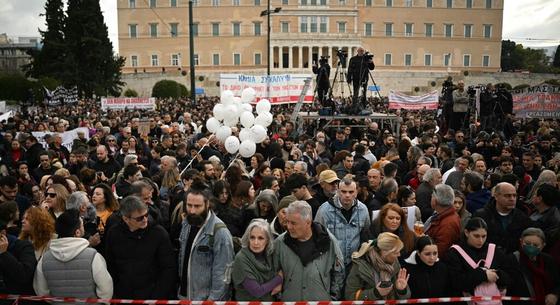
left=347, top=47, right=375, bottom=106
left=495, top=84, right=514, bottom=138
left=479, top=83, right=496, bottom=131
left=441, top=77, right=456, bottom=130
left=451, top=80, right=469, bottom=131
left=312, top=56, right=331, bottom=106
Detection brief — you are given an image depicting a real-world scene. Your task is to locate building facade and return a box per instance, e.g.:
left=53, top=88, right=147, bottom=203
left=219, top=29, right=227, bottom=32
left=117, top=0, right=503, bottom=75
left=0, top=34, right=40, bottom=74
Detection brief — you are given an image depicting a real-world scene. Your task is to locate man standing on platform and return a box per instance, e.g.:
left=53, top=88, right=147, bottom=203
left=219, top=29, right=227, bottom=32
left=347, top=47, right=375, bottom=112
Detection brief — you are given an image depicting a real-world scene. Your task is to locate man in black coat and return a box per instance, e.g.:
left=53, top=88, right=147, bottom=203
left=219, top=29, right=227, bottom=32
left=88, top=145, right=122, bottom=182
left=104, top=196, right=177, bottom=299
left=474, top=182, right=531, bottom=254
left=347, top=47, right=375, bottom=106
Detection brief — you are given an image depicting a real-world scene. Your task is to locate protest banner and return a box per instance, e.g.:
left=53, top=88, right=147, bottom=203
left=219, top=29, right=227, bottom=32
left=220, top=74, right=314, bottom=104
left=388, top=90, right=439, bottom=110
left=0, top=110, right=13, bottom=122
left=0, top=101, right=6, bottom=113
left=101, top=97, right=156, bottom=111
left=30, top=127, right=90, bottom=152
left=512, top=83, right=560, bottom=118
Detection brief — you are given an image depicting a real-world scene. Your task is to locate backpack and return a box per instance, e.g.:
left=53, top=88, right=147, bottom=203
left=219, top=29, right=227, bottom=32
left=450, top=243, right=505, bottom=305
left=210, top=223, right=242, bottom=254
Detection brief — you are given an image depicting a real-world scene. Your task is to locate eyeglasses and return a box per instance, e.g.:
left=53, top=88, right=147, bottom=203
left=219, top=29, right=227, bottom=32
left=45, top=192, right=57, bottom=198
left=107, top=139, right=115, bottom=142
left=129, top=212, right=149, bottom=222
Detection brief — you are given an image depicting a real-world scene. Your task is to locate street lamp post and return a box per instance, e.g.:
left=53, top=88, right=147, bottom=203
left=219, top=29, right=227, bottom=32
left=260, top=5, right=281, bottom=99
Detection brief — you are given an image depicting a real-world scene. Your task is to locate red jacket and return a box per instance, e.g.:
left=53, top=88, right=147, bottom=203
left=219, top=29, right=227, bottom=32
left=426, top=206, right=461, bottom=258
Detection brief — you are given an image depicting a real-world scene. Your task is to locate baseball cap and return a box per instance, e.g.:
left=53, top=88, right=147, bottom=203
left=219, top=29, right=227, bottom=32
left=319, top=170, right=340, bottom=184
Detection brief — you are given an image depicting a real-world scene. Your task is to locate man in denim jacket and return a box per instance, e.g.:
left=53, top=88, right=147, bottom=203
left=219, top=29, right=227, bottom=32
left=178, top=188, right=234, bottom=300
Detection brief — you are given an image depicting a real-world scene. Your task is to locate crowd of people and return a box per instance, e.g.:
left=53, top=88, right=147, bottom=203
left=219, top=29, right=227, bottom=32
left=0, top=94, right=559, bottom=305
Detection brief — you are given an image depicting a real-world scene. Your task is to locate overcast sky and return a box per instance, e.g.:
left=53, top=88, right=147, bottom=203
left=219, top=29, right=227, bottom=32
left=1, top=0, right=558, bottom=53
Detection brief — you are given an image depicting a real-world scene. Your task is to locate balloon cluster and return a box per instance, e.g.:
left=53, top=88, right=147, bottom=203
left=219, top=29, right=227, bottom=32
left=206, top=88, right=273, bottom=158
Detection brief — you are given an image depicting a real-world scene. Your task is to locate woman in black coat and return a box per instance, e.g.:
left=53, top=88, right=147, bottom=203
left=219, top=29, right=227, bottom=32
left=509, top=228, right=559, bottom=305
left=444, top=217, right=513, bottom=299
left=402, top=235, right=450, bottom=299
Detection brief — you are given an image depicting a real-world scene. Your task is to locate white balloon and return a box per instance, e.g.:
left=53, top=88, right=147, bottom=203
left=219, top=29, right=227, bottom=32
left=250, top=124, right=267, bottom=144
left=224, top=104, right=239, bottom=121
left=223, top=117, right=239, bottom=127
left=224, top=136, right=240, bottom=154
left=239, top=139, right=256, bottom=158
left=233, top=96, right=242, bottom=104
left=239, top=128, right=252, bottom=142
left=221, top=90, right=234, bottom=105
left=213, top=104, right=226, bottom=121
left=254, top=112, right=273, bottom=127
left=241, top=87, right=256, bottom=103
left=241, top=103, right=253, bottom=113
left=205, top=117, right=221, bottom=133
left=256, top=99, right=271, bottom=114
left=216, top=126, right=232, bottom=143
left=240, top=111, right=255, bottom=128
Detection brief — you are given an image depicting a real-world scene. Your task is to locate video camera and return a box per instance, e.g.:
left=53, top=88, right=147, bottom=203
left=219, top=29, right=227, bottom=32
left=364, top=52, right=374, bottom=61
left=336, top=49, right=347, bottom=59
left=319, top=56, right=330, bottom=65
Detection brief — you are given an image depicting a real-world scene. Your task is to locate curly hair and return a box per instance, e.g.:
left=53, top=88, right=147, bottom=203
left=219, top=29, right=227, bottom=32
left=93, top=183, right=120, bottom=212
left=19, top=206, right=55, bottom=253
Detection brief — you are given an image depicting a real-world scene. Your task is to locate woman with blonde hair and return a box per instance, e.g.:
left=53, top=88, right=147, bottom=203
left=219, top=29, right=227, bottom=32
left=43, top=183, right=70, bottom=218
left=345, top=232, right=410, bottom=300
left=19, top=206, right=56, bottom=259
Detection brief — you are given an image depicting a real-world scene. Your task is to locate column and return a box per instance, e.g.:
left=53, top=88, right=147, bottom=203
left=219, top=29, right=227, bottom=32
left=270, top=46, right=275, bottom=70
left=298, top=46, right=303, bottom=68
left=288, top=46, right=293, bottom=69
left=329, top=46, right=334, bottom=68
left=308, top=46, right=313, bottom=67
left=279, top=46, right=284, bottom=69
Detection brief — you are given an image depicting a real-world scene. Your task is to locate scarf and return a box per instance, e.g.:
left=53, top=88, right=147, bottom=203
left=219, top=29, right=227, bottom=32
left=367, top=246, right=394, bottom=282
left=519, top=251, right=553, bottom=305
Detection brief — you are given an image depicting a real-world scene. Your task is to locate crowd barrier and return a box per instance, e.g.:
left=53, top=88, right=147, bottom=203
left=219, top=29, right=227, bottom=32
left=0, top=294, right=533, bottom=304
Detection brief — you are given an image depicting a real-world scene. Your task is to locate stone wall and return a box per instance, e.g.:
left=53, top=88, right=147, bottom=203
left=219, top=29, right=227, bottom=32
left=121, top=70, right=559, bottom=97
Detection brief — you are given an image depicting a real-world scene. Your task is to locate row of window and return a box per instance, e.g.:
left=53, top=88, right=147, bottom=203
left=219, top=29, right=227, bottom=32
left=129, top=0, right=493, bottom=8
left=128, top=21, right=492, bottom=39
left=129, top=53, right=490, bottom=67
left=130, top=53, right=263, bottom=67
left=384, top=53, right=491, bottom=67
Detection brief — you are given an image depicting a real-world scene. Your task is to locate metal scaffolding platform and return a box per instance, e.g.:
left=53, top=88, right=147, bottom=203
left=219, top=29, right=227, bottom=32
left=298, top=111, right=401, bottom=136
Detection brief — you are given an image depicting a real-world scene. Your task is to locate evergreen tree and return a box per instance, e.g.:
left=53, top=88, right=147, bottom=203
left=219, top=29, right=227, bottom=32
left=24, top=0, right=66, bottom=79
left=553, top=45, right=560, bottom=68
left=64, top=0, right=124, bottom=97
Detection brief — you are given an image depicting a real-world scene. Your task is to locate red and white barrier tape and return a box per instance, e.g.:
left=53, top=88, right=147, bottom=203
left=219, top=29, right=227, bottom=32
left=0, top=294, right=533, bottom=304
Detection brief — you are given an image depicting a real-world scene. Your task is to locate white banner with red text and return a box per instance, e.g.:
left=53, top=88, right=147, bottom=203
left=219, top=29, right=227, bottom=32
left=512, top=83, right=560, bottom=118
left=101, top=97, right=156, bottom=111
left=220, top=74, right=314, bottom=104
left=0, top=294, right=532, bottom=305
left=389, top=90, right=439, bottom=110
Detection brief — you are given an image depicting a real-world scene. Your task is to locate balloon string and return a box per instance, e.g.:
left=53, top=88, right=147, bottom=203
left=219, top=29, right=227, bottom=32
left=180, top=134, right=215, bottom=176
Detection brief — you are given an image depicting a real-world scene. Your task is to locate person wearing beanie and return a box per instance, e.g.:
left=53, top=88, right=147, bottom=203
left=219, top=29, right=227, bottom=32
left=33, top=209, right=113, bottom=301
left=271, top=195, right=296, bottom=237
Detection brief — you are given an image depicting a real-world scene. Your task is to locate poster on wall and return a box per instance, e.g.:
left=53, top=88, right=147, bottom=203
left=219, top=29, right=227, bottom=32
left=220, top=74, right=314, bottom=104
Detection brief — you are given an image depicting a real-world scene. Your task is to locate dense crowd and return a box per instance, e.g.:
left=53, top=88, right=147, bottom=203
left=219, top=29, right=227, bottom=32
left=0, top=94, right=559, bottom=305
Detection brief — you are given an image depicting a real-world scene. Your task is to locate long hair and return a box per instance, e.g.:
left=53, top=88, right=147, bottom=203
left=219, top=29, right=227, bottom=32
left=47, top=184, right=70, bottom=213
left=232, top=180, right=254, bottom=207
left=93, top=183, right=120, bottom=212
left=162, top=166, right=181, bottom=189
left=372, top=203, right=415, bottom=254
left=19, top=206, right=55, bottom=252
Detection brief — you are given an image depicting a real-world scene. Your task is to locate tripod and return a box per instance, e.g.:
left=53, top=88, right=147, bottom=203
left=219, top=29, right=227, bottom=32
left=329, top=58, right=352, bottom=100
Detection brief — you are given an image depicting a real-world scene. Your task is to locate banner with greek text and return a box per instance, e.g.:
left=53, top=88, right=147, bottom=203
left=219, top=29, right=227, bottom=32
left=388, top=90, right=439, bottom=110
left=220, top=74, right=314, bottom=104
left=101, top=97, right=156, bottom=111
left=512, top=83, right=560, bottom=118
left=30, top=127, right=90, bottom=152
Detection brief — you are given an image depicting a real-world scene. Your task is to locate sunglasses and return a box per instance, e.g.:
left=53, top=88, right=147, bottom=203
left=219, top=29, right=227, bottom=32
left=45, top=192, right=57, bottom=198
left=129, top=212, right=149, bottom=222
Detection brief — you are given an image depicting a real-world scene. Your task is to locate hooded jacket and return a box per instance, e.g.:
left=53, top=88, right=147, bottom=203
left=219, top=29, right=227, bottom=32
left=402, top=251, right=450, bottom=299
left=273, top=222, right=345, bottom=301
left=465, top=189, right=491, bottom=214
left=33, top=237, right=113, bottom=300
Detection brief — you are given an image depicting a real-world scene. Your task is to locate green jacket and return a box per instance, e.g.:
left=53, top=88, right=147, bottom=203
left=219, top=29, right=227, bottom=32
left=273, top=222, right=345, bottom=301
left=345, top=242, right=411, bottom=301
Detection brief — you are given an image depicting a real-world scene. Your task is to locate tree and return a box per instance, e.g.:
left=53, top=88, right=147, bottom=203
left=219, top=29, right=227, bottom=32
left=0, top=74, right=33, bottom=101
left=63, top=0, right=124, bottom=97
left=501, top=40, right=553, bottom=73
left=24, top=0, right=66, bottom=79
left=124, top=88, right=138, bottom=97
left=553, top=45, right=560, bottom=68
left=152, top=80, right=189, bottom=99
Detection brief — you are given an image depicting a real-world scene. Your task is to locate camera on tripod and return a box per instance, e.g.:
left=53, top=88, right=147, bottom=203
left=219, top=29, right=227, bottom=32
left=364, top=52, right=374, bottom=61
left=467, top=85, right=483, bottom=96
left=318, top=56, right=330, bottom=66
